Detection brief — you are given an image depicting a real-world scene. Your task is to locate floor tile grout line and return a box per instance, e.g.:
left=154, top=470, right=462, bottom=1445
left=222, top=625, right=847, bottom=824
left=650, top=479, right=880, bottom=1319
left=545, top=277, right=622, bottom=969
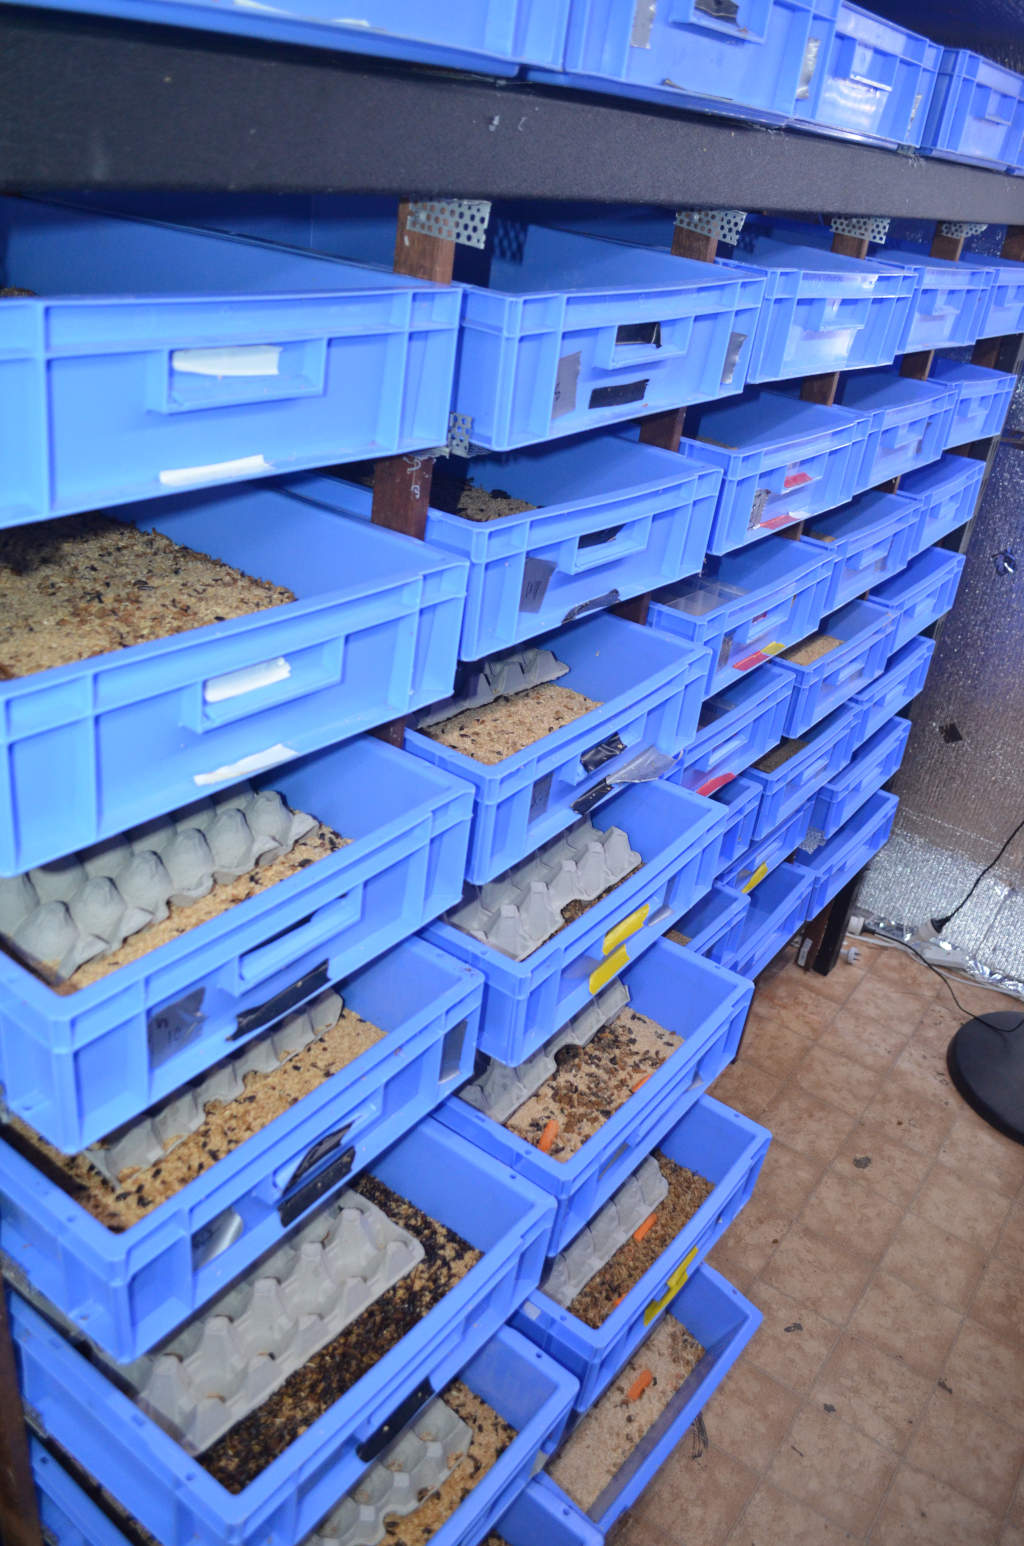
left=737, top=954, right=1005, bottom=1543
left=627, top=952, right=1024, bottom=1545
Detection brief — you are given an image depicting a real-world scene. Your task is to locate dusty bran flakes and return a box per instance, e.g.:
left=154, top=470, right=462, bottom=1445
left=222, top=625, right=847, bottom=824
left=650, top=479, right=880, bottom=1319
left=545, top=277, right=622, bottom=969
left=0, top=513, right=294, bottom=679
left=420, top=682, right=601, bottom=765
left=35, top=822, right=349, bottom=995
left=200, top=1175, right=481, bottom=1493
left=506, top=1008, right=681, bottom=1160
left=547, top=1317, right=704, bottom=1511
left=754, top=737, right=808, bottom=773
left=567, top=1154, right=714, bottom=1329
left=9, top=1007, right=386, bottom=1231
left=782, top=632, right=842, bottom=666
left=377, top=1384, right=516, bottom=1546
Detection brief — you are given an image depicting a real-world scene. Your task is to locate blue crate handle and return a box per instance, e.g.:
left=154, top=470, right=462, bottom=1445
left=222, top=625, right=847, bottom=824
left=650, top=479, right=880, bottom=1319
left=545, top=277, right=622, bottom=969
left=164, top=341, right=328, bottom=412
left=839, top=37, right=899, bottom=91
left=595, top=322, right=694, bottom=371
left=977, top=83, right=1016, bottom=123
left=801, top=295, right=871, bottom=333
left=189, top=635, right=353, bottom=731
left=689, top=730, right=750, bottom=772
left=559, top=520, right=650, bottom=574
left=669, top=0, right=773, bottom=45
left=236, top=888, right=362, bottom=988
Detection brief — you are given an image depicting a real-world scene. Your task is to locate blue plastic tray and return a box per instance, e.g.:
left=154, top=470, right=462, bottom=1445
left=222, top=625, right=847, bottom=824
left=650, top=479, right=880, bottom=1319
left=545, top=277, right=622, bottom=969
left=868, top=547, right=966, bottom=653
left=527, top=0, right=838, bottom=125
left=493, top=1475, right=604, bottom=1546
left=744, top=703, right=859, bottom=838
left=13, top=0, right=570, bottom=70
left=0, top=198, right=462, bottom=528
left=677, top=392, right=869, bottom=555
left=32, top=1439, right=132, bottom=1546
left=899, top=455, right=985, bottom=556
left=807, top=714, right=911, bottom=841
left=0, top=473, right=469, bottom=877
left=454, top=226, right=765, bottom=450
left=539, top=1265, right=762, bottom=1534
left=795, top=789, right=899, bottom=914
left=330, top=432, right=722, bottom=660
left=878, top=248, right=997, bottom=352
left=0, top=736, right=473, bottom=1153
left=720, top=790, right=816, bottom=893
left=406, top=614, right=710, bottom=885
left=426, top=779, right=726, bottom=1067
left=439, top=940, right=752, bottom=1259
left=649, top=536, right=837, bottom=695
left=545, top=212, right=913, bottom=383
left=774, top=597, right=896, bottom=736
left=668, top=884, right=751, bottom=966
left=931, top=358, right=1015, bottom=447
left=920, top=49, right=1024, bottom=169
left=7, top=1116, right=557, bottom=1546
left=0, top=936, right=482, bottom=1363
left=26, top=1324, right=578, bottom=1546
left=724, top=862, right=813, bottom=977
left=964, top=252, right=1024, bottom=337
left=669, top=665, right=794, bottom=797
left=724, top=236, right=916, bottom=381
left=792, top=1, right=939, bottom=147
left=710, top=779, right=763, bottom=877
left=513, top=1095, right=769, bottom=1415
left=801, top=488, right=919, bottom=611
left=840, top=369, right=959, bottom=490
left=849, top=633, right=934, bottom=747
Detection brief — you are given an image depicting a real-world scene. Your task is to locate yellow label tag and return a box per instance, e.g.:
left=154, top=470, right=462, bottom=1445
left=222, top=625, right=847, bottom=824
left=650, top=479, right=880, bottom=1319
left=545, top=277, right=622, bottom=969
left=589, top=943, right=630, bottom=994
left=742, top=861, right=769, bottom=894
left=643, top=1246, right=699, bottom=1327
left=603, top=903, right=650, bottom=956
left=762, top=641, right=787, bottom=656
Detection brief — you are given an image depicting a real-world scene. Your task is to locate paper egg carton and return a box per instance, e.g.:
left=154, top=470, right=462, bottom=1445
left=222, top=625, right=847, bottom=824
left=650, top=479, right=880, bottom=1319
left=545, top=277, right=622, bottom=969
left=540, top=1156, right=668, bottom=1309
left=115, top=1190, right=423, bottom=1454
left=0, top=783, right=315, bottom=983
left=460, top=979, right=630, bottom=1125
left=415, top=645, right=568, bottom=730
left=84, top=987, right=345, bottom=1186
left=447, top=819, right=641, bottom=961
left=310, top=1397, right=471, bottom=1546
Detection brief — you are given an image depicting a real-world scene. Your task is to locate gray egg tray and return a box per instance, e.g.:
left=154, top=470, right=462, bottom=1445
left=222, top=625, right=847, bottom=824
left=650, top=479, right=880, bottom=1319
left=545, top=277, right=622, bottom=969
left=415, top=645, right=568, bottom=730
left=309, top=1397, right=472, bottom=1546
left=540, top=1156, right=668, bottom=1310
left=447, top=819, right=641, bottom=962
left=0, top=784, right=315, bottom=983
left=114, top=1190, right=423, bottom=1455
left=84, top=987, right=345, bottom=1186
left=459, top=979, right=630, bottom=1125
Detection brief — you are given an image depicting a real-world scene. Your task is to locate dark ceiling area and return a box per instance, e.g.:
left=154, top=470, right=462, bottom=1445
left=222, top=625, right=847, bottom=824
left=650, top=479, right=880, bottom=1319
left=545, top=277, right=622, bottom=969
left=864, top=0, right=1024, bottom=71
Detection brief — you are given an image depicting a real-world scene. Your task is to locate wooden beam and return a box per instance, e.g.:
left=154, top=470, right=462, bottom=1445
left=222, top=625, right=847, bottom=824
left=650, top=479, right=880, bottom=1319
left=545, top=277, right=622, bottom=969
left=370, top=201, right=455, bottom=543
left=372, top=201, right=456, bottom=744
left=616, top=221, right=720, bottom=627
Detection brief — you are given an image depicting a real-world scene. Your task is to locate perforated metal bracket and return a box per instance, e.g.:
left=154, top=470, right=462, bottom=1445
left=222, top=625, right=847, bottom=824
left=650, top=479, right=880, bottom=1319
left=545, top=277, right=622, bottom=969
left=830, top=215, right=891, bottom=244
left=675, top=208, right=747, bottom=246
left=940, top=221, right=988, bottom=240
left=446, top=412, right=473, bottom=457
left=406, top=200, right=491, bottom=249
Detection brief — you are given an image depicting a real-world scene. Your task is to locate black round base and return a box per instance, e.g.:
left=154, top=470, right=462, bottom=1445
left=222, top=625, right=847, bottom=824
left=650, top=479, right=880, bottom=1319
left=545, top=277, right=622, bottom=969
left=947, top=1012, right=1024, bottom=1145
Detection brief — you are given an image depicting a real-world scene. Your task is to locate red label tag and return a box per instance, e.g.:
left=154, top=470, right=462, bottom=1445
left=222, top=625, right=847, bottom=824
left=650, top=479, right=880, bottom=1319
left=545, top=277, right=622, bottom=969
left=733, top=649, right=767, bottom=671
left=761, top=513, right=799, bottom=531
left=783, top=470, right=812, bottom=490
left=697, top=772, right=736, bottom=797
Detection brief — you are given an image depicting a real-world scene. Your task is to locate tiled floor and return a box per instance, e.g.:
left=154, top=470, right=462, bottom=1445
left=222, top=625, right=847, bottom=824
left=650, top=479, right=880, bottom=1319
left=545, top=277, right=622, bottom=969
left=612, top=938, right=1024, bottom=1546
